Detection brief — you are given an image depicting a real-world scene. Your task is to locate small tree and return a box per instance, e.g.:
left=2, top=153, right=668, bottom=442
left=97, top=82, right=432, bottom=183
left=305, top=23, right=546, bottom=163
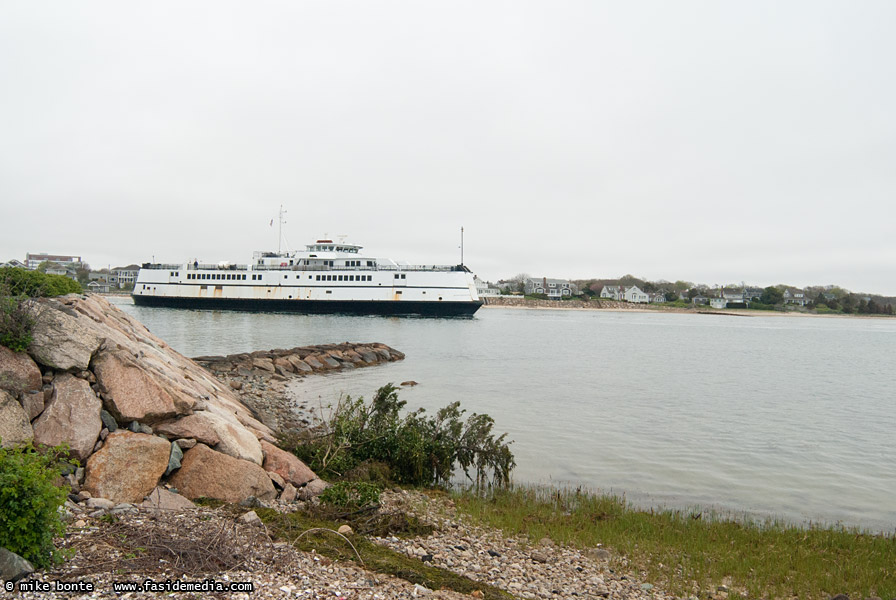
left=760, top=286, right=784, bottom=305
left=0, top=280, right=36, bottom=352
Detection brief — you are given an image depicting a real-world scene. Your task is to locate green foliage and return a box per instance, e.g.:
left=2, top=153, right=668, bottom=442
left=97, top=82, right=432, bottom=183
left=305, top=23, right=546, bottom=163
left=0, top=443, right=71, bottom=567
left=320, top=481, right=382, bottom=510
left=285, top=384, right=514, bottom=487
left=0, top=267, right=82, bottom=297
left=747, top=301, right=778, bottom=311
left=0, top=291, right=35, bottom=352
left=0, top=268, right=82, bottom=352
left=759, top=286, right=784, bottom=305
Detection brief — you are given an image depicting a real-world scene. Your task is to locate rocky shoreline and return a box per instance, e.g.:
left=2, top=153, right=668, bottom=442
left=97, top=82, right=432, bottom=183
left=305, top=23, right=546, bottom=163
left=12, top=489, right=669, bottom=600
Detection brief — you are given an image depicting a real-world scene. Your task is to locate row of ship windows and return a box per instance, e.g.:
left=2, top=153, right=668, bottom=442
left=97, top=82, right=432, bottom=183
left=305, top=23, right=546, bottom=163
left=181, top=273, right=396, bottom=283
left=316, top=275, right=372, bottom=282
left=187, top=273, right=247, bottom=281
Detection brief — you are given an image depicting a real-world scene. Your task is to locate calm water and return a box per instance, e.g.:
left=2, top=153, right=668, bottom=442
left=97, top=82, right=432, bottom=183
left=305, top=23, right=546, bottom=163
left=113, top=297, right=896, bottom=532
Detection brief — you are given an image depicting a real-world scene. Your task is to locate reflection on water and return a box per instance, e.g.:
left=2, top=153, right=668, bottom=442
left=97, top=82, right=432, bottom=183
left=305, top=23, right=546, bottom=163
left=112, top=297, right=896, bottom=532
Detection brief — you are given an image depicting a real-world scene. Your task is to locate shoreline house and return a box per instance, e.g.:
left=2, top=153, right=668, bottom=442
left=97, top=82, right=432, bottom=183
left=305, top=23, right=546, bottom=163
left=783, top=289, right=810, bottom=306
left=600, top=285, right=651, bottom=303
left=0, top=259, right=28, bottom=269
left=86, top=280, right=111, bottom=294
left=111, top=265, right=141, bottom=289
left=524, top=277, right=578, bottom=299
left=44, top=262, right=78, bottom=280
left=623, top=286, right=649, bottom=304
left=599, top=285, right=623, bottom=301
left=474, top=276, right=500, bottom=298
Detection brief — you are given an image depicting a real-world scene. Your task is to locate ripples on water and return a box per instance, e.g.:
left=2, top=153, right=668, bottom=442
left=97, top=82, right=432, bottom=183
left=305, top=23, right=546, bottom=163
left=113, top=297, right=896, bottom=532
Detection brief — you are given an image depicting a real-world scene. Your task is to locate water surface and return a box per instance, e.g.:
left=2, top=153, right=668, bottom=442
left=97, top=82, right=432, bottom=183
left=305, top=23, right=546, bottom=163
left=113, top=297, right=896, bottom=532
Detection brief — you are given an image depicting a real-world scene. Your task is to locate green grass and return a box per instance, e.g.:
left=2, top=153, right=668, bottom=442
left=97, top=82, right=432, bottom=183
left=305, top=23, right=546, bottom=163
left=453, top=486, right=896, bottom=600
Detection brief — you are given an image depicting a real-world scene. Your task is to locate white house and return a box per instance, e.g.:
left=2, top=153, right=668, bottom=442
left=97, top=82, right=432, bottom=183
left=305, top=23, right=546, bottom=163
left=111, top=265, right=141, bottom=289
left=474, top=276, right=500, bottom=297
left=709, top=297, right=727, bottom=309
left=600, top=285, right=622, bottom=300
left=623, top=286, right=649, bottom=303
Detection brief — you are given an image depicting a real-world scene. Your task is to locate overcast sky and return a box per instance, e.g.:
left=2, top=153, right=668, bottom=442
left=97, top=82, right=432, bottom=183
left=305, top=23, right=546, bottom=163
left=2, top=1, right=894, bottom=294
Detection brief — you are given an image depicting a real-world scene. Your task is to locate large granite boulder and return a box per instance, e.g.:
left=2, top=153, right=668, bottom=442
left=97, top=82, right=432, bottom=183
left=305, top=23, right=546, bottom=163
left=168, top=443, right=276, bottom=503
left=83, top=431, right=171, bottom=503
left=31, top=374, right=102, bottom=461
left=28, top=301, right=103, bottom=371
left=0, top=346, right=42, bottom=394
left=154, top=410, right=263, bottom=465
left=92, top=350, right=196, bottom=423
left=0, top=389, right=32, bottom=448
left=260, top=439, right=316, bottom=487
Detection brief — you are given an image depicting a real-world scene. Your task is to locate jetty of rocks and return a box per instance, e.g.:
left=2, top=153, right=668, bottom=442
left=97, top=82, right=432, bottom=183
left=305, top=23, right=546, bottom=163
left=0, top=294, right=399, bottom=509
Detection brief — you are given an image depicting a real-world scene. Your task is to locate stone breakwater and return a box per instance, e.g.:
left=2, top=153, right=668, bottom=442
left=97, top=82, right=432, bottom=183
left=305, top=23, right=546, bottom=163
left=484, top=296, right=649, bottom=310
left=0, top=293, right=336, bottom=509
left=192, top=343, right=405, bottom=433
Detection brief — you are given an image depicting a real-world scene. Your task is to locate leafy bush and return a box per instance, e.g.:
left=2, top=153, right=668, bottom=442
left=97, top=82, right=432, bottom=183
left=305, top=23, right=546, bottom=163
left=0, top=288, right=36, bottom=352
left=0, top=268, right=82, bottom=352
left=320, top=481, right=382, bottom=511
left=0, top=443, right=70, bottom=567
left=0, top=267, right=82, bottom=298
left=285, top=384, right=514, bottom=487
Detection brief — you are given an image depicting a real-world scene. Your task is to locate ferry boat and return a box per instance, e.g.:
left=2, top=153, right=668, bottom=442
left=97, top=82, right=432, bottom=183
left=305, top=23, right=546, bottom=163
left=131, top=238, right=483, bottom=316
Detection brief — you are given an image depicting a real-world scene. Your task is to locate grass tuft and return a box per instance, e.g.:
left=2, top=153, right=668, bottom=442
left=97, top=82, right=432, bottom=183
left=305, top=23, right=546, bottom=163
left=453, top=485, right=896, bottom=600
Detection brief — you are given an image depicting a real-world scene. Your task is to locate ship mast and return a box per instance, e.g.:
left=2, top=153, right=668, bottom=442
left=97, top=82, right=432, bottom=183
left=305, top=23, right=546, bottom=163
left=460, top=226, right=464, bottom=267
left=278, top=205, right=287, bottom=254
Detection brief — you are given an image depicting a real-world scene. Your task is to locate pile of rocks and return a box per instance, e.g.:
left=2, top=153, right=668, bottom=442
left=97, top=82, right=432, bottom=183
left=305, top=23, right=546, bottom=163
left=0, top=293, right=324, bottom=507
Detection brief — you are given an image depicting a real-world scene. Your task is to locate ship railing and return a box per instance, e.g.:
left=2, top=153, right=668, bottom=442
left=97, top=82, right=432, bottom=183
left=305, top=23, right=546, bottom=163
left=141, top=262, right=469, bottom=273
left=253, top=264, right=465, bottom=272
left=140, top=263, right=185, bottom=270
left=140, top=263, right=250, bottom=271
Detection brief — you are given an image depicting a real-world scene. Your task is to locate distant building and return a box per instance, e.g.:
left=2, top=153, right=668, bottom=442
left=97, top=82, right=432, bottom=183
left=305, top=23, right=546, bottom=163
left=25, top=253, right=83, bottom=270
left=600, top=285, right=622, bottom=300
left=86, top=280, right=111, bottom=294
left=43, top=262, right=78, bottom=280
left=0, top=259, right=27, bottom=269
left=474, top=276, right=500, bottom=297
left=783, top=289, right=810, bottom=306
left=623, top=286, right=649, bottom=304
left=111, top=265, right=140, bottom=288
left=524, top=277, right=577, bottom=299
left=710, top=297, right=727, bottom=309
left=649, top=291, right=667, bottom=303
